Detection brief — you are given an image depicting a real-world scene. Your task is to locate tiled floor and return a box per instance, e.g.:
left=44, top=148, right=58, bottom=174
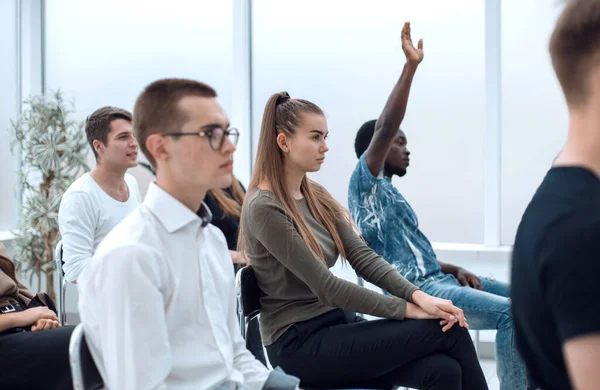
left=480, top=358, right=500, bottom=390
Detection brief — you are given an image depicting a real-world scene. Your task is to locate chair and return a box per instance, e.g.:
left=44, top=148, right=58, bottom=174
left=235, top=265, right=268, bottom=367
left=69, top=324, right=104, bottom=390
left=54, top=240, right=67, bottom=325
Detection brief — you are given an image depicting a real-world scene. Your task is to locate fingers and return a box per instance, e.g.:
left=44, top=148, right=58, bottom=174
left=473, top=277, right=484, bottom=291
left=33, top=319, right=61, bottom=332
left=453, top=307, right=468, bottom=328
left=402, top=22, right=409, bottom=39
left=41, top=313, right=59, bottom=322
left=440, top=318, right=456, bottom=332
left=440, top=300, right=468, bottom=329
left=418, top=38, right=423, bottom=51
left=457, top=275, right=469, bottom=286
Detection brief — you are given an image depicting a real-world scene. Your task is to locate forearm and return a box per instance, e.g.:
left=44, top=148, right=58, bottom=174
left=0, top=312, right=23, bottom=332
left=376, top=62, right=418, bottom=134
left=438, top=261, right=460, bottom=276
left=340, top=220, right=419, bottom=302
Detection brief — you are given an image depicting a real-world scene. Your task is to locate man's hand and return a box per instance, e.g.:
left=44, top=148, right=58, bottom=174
left=229, top=250, right=248, bottom=265
left=411, top=290, right=469, bottom=329
left=31, top=318, right=61, bottom=332
left=402, top=21, right=424, bottom=65
left=456, top=268, right=484, bottom=290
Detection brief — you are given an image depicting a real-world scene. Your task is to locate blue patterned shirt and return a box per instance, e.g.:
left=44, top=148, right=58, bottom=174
left=348, top=155, right=444, bottom=286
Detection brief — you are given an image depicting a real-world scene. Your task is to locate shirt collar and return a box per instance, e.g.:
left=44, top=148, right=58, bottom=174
left=144, top=182, right=212, bottom=233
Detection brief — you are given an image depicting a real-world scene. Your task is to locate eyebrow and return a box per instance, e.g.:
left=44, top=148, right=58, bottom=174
left=310, top=129, right=328, bottom=136
left=114, top=131, right=132, bottom=137
left=200, top=122, right=230, bottom=130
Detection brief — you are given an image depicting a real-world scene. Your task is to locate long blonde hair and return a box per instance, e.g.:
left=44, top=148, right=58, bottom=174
left=238, top=92, right=350, bottom=262
left=207, top=176, right=245, bottom=218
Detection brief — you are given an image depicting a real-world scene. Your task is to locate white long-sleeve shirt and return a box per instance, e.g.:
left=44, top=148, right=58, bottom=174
left=78, top=182, right=289, bottom=390
left=58, top=172, right=141, bottom=282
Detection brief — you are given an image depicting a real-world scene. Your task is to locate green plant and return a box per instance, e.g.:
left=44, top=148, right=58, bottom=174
left=9, top=90, right=89, bottom=301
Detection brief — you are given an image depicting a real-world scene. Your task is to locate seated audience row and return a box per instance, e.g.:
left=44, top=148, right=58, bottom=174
left=20, top=2, right=599, bottom=387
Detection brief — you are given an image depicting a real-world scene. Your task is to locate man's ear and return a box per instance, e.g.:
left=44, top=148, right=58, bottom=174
left=145, top=134, right=169, bottom=165
left=92, top=139, right=104, bottom=157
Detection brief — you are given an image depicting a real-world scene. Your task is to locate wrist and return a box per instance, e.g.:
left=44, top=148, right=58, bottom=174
left=405, top=61, right=419, bottom=71
left=411, top=289, right=426, bottom=305
left=8, top=312, right=27, bottom=328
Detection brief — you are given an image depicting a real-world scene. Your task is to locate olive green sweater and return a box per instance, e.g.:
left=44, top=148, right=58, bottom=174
left=243, top=190, right=419, bottom=345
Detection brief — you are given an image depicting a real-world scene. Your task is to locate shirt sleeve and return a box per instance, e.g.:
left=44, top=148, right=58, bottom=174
left=89, top=245, right=171, bottom=390
left=540, top=218, right=600, bottom=343
left=247, top=196, right=409, bottom=320
left=349, top=155, right=388, bottom=247
left=337, top=216, right=419, bottom=302
left=58, top=191, right=96, bottom=282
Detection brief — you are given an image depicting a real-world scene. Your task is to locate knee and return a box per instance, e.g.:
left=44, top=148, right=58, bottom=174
left=446, top=322, right=473, bottom=344
left=497, top=304, right=514, bottom=330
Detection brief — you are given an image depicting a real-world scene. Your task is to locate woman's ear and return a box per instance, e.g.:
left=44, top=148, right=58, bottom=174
left=277, top=133, right=289, bottom=153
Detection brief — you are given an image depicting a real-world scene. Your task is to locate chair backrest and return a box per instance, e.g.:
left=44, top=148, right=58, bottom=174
left=239, top=266, right=262, bottom=317
left=54, top=240, right=64, bottom=277
left=69, top=324, right=104, bottom=390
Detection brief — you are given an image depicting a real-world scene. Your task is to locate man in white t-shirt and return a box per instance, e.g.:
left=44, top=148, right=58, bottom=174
left=58, top=106, right=141, bottom=283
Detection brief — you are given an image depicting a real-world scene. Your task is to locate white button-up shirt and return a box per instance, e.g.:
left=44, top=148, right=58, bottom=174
left=78, top=183, right=272, bottom=390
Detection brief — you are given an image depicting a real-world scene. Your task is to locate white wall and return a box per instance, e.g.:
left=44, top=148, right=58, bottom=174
left=251, top=0, right=486, bottom=244
left=500, top=0, right=567, bottom=244
left=44, top=0, right=241, bottom=198
left=44, top=0, right=237, bottom=311
left=0, top=0, right=21, bottom=234
left=1, top=1, right=573, bottom=316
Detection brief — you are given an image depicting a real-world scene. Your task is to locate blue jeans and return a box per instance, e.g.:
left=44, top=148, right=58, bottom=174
left=419, top=274, right=527, bottom=390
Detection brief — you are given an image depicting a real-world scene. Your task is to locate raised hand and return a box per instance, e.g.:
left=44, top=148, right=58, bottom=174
left=402, top=21, right=424, bottom=65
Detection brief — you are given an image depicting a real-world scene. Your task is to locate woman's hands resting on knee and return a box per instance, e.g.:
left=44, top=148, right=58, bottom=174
left=405, top=290, right=469, bottom=332
left=0, top=307, right=61, bottom=332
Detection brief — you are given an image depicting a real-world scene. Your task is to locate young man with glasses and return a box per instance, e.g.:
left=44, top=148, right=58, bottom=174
left=77, top=78, right=299, bottom=390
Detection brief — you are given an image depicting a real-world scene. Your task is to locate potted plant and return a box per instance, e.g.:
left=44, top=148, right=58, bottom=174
left=8, top=91, right=89, bottom=301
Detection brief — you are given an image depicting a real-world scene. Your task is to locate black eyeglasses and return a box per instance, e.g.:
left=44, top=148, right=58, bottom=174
left=163, top=127, right=240, bottom=151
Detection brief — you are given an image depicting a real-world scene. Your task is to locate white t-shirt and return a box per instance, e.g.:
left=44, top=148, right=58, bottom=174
left=58, top=172, right=141, bottom=282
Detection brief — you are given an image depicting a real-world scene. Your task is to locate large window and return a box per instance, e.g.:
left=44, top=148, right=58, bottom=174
left=252, top=0, right=486, bottom=244
left=500, top=0, right=566, bottom=244
left=0, top=0, right=20, bottom=233
left=45, top=0, right=235, bottom=197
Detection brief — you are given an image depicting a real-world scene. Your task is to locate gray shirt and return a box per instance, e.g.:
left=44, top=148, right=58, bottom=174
left=242, top=190, right=419, bottom=345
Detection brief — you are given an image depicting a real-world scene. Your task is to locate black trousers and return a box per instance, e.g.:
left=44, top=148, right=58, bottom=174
left=266, top=309, right=488, bottom=390
left=0, top=325, right=75, bottom=389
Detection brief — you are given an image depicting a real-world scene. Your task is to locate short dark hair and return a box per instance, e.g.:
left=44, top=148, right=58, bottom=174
left=549, top=0, right=600, bottom=107
left=354, top=119, right=377, bottom=159
left=133, top=78, right=217, bottom=167
left=85, top=106, right=132, bottom=160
